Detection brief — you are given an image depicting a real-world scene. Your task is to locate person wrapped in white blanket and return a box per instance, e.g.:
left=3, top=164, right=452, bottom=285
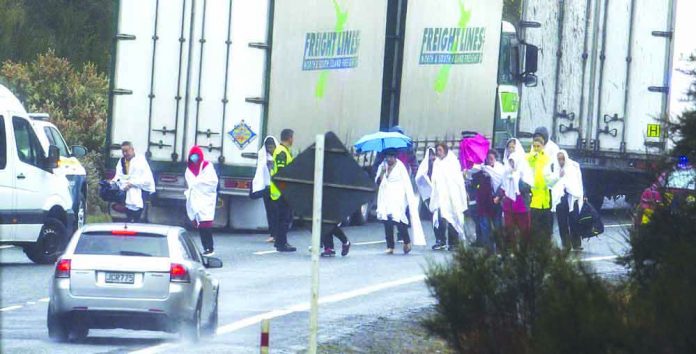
left=429, top=143, right=468, bottom=251
left=548, top=150, right=585, bottom=251
left=185, top=145, right=219, bottom=255
left=251, top=136, right=279, bottom=243
left=112, top=141, right=155, bottom=223
left=376, top=148, right=426, bottom=254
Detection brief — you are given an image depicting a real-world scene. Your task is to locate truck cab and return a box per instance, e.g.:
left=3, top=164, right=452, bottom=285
left=0, top=84, right=76, bottom=264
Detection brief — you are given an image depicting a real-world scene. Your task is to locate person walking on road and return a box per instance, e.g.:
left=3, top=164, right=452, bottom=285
left=112, top=141, right=156, bottom=223
left=251, top=136, right=279, bottom=244
left=320, top=223, right=351, bottom=257
left=376, top=149, right=426, bottom=254
left=549, top=150, right=585, bottom=251
left=416, top=148, right=440, bottom=248
left=270, top=129, right=297, bottom=252
left=528, top=135, right=554, bottom=239
left=184, top=145, right=219, bottom=256
left=496, top=138, right=533, bottom=240
left=429, top=143, right=468, bottom=251
left=471, top=149, right=504, bottom=252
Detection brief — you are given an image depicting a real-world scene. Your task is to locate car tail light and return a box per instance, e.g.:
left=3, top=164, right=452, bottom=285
left=112, top=230, right=137, bottom=236
left=55, top=259, right=71, bottom=278
left=223, top=178, right=251, bottom=190
left=170, top=263, right=190, bottom=283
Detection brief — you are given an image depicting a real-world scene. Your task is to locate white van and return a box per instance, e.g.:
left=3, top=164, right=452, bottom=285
left=29, top=113, right=88, bottom=229
left=0, top=84, right=77, bottom=264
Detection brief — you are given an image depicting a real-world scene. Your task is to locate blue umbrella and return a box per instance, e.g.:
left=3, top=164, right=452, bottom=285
left=354, top=131, right=412, bottom=153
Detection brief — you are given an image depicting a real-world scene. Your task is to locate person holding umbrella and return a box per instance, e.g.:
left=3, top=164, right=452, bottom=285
left=375, top=149, right=425, bottom=254
left=429, top=143, right=468, bottom=251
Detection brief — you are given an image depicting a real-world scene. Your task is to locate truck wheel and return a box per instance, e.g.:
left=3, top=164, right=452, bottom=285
left=47, top=304, right=69, bottom=342
left=24, top=218, right=68, bottom=264
left=350, top=203, right=370, bottom=226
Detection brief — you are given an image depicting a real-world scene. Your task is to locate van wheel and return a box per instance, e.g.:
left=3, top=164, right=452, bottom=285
left=24, top=218, right=68, bottom=264
left=47, top=304, right=69, bottom=342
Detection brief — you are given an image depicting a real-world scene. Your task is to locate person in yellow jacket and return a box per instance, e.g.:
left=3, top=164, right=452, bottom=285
left=270, top=129, right=297, bottom=252
left=528, top=136, right=554, bottom=238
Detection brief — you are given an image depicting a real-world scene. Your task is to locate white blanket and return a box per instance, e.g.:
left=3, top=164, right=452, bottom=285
left=113, top=154, right=155, bottom=210
left=252, top=136, right=279, bottom=194
left=376, top=159, right=426, bottom=246
left=548, top=150, right=584, bottom=212
left=501, top=138, right=532, bottom=200
left=185, top=163, right=219, bottom=222
left=415, top=148, right=434, bottom=201
left=429, top=152, right=468, bottom=235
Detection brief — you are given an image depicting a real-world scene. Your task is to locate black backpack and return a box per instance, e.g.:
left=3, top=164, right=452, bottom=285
left=99, top=180, right=126, bottom=204
left=576, top=201, right=604, bottom=238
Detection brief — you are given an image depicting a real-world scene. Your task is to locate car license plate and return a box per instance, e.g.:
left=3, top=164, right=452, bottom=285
left=105, top=272, right=135, bottom=284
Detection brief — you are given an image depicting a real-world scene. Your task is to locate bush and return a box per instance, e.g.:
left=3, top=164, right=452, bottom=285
left=424, top=235, right=627, bottom=354
left=1, top=50, right=109, bottom=216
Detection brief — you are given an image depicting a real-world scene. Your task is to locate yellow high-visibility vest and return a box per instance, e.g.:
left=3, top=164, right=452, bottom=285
left=269, top=144, right=293, bottom=201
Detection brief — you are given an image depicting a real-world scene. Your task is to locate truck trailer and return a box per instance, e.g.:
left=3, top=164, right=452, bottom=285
left=518, top=0, right=694, bottom=207
left=107, top=0, right=537, bottom=229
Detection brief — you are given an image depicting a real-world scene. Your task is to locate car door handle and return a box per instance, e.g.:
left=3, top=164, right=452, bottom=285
left=16, top=174, right=26, bottom=180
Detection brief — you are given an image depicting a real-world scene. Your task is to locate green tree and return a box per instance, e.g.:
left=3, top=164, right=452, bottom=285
left=0, top=0, right=114, bottom=73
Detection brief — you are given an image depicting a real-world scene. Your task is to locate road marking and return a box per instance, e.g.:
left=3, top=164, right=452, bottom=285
left=38, top=298, right=49, bottom=303
left=353, top=240, right=386, bottom=246
left=131, top=274, right=426, bottom=354
left=26, top=301, right=36, bottom=305
left=253, top=250, right=278, bottom=255
left=0, top=305, right=22, bottom=312
left=604, top=223, right=632, bottom=228
left=0, top=245, right=14, bottom=249
left=582, top=255, right=619, bottom=262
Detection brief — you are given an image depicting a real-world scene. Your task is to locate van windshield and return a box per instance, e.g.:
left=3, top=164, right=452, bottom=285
left=44, top=126, right=71, bottom=157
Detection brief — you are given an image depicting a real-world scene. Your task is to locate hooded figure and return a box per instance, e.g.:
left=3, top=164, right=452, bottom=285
left=429, top=150, right=468, bottom=236
left=184, top=146, right=219, bottom=254
left=376, top=150, right=426, bottom=253
left=251, top=136, right=279, bottom=197
left=549, top=150, right=585, bottom=250
left=498, top=138, right=532, bottom=238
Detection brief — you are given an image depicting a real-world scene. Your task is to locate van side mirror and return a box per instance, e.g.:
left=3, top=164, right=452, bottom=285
left=71, top=145, right=87, bottom=158
left=523, top=44, right=538, bottom=75
left=46, top=145, right=60, bottom=171
left=523, top=74, right=538, bottom=87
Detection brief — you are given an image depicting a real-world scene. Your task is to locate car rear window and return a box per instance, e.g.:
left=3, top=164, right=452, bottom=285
left=74, top=233, right=169, bottom=257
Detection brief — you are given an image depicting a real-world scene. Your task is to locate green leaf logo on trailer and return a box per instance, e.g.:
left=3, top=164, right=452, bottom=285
left=420, top=0, right=487, bottom=93
left=303, top=0, right=361, bottom=98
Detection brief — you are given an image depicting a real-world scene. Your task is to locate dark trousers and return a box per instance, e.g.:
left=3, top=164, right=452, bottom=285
left=124, top=191, right=150, bottom=223
left=321, top=226, right=348, bottom=250
left=557, top=195, right=581, bottom=250
left=272, top=197, right=292, bottom=248
left=435, top=217, right=458, bottom=247
left=531, top=208, right=553, bottom=239
left=199, top=228, right=214, bottom=252
left=384, top=219, right=410, bottom=249
left=262, top=189, right=277, bottom=237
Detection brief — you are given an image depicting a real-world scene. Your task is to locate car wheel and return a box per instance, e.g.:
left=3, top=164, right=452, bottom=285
left=24, top=217, right=68, bottom=264
left=202, top=291, right=219, bottom=336
left=47, top=304, right=69, bottom=342
left=181, top=298, right=202, bottom=342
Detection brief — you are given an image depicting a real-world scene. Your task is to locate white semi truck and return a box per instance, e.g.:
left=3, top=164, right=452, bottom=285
left=107, top=0, right=538, bottom=229
left=519, top=0, right=695, bottom=207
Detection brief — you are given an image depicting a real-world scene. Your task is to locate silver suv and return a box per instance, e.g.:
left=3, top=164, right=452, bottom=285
left=47, top=223, right=221, bottom=342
